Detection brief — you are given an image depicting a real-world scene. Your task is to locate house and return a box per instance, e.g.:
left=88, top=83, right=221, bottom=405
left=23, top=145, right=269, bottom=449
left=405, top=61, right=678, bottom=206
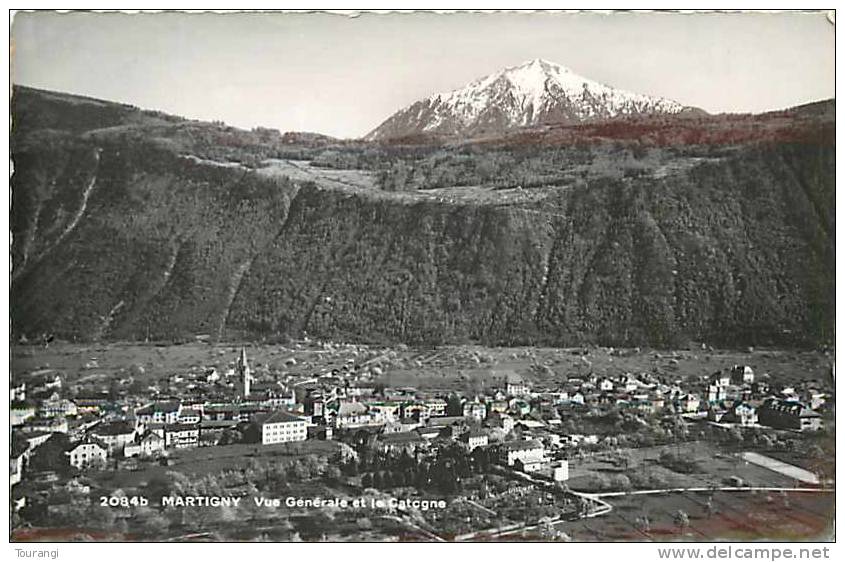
left=731, top=365, right=755, bottom=385
left=332, top=401, right=375, bottom=428
left=89, top=421, right=136, bottom=453
left=163, top=424, right=200, bottom=448
left=487, top=400, right=509, bottom=414
left=346, top=383, right=377, bottom=398
left=460, top=429, right=489, bottom=451
left=135, top=401, right=182, bottom=425
left=516, top=457, right=546, bottom=473
left=505, top=375, right=530, bottom=397
left=65, top=478, right=92, bottom=495
left=383, top=418, right=421, bottom=434
left=39, top=396, right=78, bottom=418
left=10, top=436, right=30, bottom=486
left=552, top=460, right=570, bottom=481
left=254, top=411, right=307, bottom=445
left=397, top=401, right=424, bottom=421
left=255, top=387, right=296, bottom=410
left=124, top=431, right=165, bottom=458
left=307, top=426, right=333, bottom=441
left=517, top=419, right=546, bottom=431
left=417, top=426, right=442, bottom=440
left=676, top=393, right=701, bottom=414
left=197, top=420, right=238, bottom=446
left=801, top=390, right=827, bottom=411
left=203, top=404, right=267, bottom=422
left=711, top=372, right=732, bottom=388
left=723, top=402, right=758, bottom=426
left=366, top=402, right=403, bottom=424
left=10, top=381, right=26, bottom=402
left=30, top=371, right=63, bottom=392
left=11, top=402, right=36, bottom=426
left=303, top=391, right=326, bottom=418
left=462, top=401, right=487, bottom=422
left=23, top=431, right=53, bottom=451
left=629, top=398, right=656, bottom=415
left=620, top=375, right=640, bottom=393
left=426, top=416, right=467, bottom=429
left=707, top=406, right=727, bottom=423
left=650, top=394, right=666, bottom=411
left=72, top=397, right=107, bottom=415
left=508, top=399, right=531, bottom=416
left=199, top=368, right=220, bottom=383
left=377, top=431, right=426, bottom=454
left=758, top=399, right=822, bottom=432
left=598, top=379, right=614, bottom=392
left=751, top=381, right=771, bottom=396
left=21, top=416, right=69, bottom=434
left=67, top=439, right=108, bottom=470
left=499, top=439, right=545, bottom=467
left=177, top=408, right=202, bottom=424
left=708, top=384, right=727, bottom=403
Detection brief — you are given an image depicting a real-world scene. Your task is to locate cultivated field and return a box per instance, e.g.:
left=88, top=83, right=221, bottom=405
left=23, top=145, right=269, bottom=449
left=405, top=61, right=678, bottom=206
left=554, top=490, right=834, bottom=542
left=11, top=341, right=833, bottom=392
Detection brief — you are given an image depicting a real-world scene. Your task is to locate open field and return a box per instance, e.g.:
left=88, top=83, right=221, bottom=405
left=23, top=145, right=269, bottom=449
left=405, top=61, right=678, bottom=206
left=90, top=440, right=344, bottom=490
left=11, top=341, right=833, bottom=392
left=553, top=490, right=834, bottom=542
left=567, top=441, right=824, bottom=493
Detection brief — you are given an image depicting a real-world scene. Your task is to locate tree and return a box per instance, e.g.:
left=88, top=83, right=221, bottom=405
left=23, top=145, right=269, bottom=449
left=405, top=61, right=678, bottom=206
left=728, top=427, right=744, bottom=447
left=445, top=394, right=463, bottom=417
left=325, top=465, right=342, bottom=482
left=28, top=433, right=73, bottom=474
left=382, top=471, right=395, bottom=488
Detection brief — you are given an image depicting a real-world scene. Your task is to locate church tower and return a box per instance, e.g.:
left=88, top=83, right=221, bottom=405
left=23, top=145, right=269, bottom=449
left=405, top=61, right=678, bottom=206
left=237, top=347, right=252, bottom=397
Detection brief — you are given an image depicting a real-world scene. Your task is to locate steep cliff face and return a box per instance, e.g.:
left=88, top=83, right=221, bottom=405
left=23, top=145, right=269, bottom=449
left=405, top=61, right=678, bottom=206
left=225, top=142, right=833, bottom=348
left=11, top=139, right=300, bottom=342
left=10, top=88, right=834, bottom=348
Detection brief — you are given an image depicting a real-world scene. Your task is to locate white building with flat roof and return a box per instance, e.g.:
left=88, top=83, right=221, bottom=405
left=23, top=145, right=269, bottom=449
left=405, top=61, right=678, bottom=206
left=256, top=411, right=307, bottom=445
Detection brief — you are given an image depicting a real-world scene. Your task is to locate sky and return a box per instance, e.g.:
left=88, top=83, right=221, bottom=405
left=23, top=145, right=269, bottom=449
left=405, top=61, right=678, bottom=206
left=11, top=11, right=835, bottom=139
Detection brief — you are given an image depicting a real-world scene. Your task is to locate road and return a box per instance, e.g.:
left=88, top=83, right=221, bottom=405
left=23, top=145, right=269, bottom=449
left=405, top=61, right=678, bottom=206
left=453, top=480, right=832, bottom=542
left=594, top=486, right=833, bottom=498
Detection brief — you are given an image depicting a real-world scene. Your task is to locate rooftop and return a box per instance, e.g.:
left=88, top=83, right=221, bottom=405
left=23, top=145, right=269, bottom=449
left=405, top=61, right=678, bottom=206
left=255, top=410, right=305, bottom=425
left=502, top=439, right=544, bottom=452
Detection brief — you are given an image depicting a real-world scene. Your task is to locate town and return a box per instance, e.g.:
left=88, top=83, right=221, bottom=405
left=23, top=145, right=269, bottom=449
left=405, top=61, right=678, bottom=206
left=10, top=340, right=835, bottom=541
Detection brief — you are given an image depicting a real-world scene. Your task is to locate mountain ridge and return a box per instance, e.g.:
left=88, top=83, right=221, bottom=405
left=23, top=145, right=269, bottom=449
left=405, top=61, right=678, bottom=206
left=366, top=58, right=703, bottom=140
left=10, top=86, right=835, bottom=348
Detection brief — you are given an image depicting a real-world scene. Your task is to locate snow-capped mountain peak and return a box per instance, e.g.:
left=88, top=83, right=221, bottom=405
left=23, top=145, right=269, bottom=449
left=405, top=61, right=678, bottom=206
left=366, top=58, right=696, bottom=140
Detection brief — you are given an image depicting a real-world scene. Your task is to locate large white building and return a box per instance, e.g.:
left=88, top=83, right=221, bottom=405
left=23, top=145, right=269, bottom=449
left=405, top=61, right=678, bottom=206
left=256, top=411, right=307, bottom=445
left=164, top=424, right=200, bottom=449
left=124, top=431, right=165, bottom=457
left=500, top=439, right=545, bottom=467
left=67, top=440, right=108, bottom=469
left=89, top=420, right=136, bottom=453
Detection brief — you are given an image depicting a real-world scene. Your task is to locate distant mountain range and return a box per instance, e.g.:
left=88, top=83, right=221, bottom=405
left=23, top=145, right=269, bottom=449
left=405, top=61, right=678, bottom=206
left=367, top=58, right=703, bottom=140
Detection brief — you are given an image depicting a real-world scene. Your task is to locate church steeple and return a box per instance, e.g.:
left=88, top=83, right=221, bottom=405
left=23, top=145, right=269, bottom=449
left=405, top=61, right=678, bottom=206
left=237, top=347, right=251, bottom=397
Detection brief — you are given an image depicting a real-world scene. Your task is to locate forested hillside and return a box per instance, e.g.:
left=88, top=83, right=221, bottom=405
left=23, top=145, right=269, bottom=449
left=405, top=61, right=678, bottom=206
left=10, top=86, right=835, bottom=348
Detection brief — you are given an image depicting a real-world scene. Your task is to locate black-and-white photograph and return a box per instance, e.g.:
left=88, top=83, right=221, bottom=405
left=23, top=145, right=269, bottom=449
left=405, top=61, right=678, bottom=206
left=7, top=8, right=836, bottom=546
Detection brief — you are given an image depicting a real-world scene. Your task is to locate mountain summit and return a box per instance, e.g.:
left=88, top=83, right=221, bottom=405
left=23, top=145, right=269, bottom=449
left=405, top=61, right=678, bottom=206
left=366, top=58, right=697, bottom=140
